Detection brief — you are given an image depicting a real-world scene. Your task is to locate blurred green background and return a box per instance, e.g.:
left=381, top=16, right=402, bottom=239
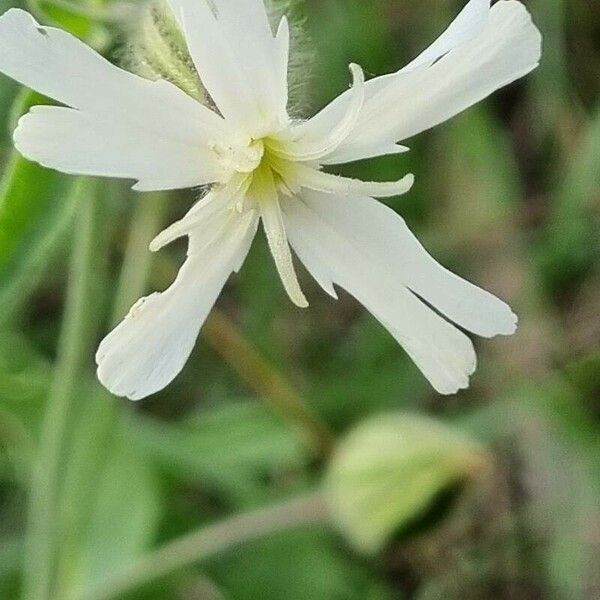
left=0, top=0, right=599, bottom=599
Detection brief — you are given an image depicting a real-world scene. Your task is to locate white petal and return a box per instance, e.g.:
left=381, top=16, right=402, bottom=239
left=149, top=190, right=230, bottom=253
left=331, top=1, right=542, bottom=160
left=290, top=82, right=413, bottom=165
left=303, top=0, right=540, bottom=165
left=253, top=167, right=308, bottom=308
left=400, top=0, right=490, bottom=72
left=311, top=0, right=490, bottom=166
left=274, top=64, right=365, bottom=162
left=320, top=143, right=409, bottom=166
left=0, top=9, right=227, bottom=189
left=149, top=175, right=251, bottom=251
left=287, top=78, right=395, bottom=166
left=0, top=9, right=224, bottom=133
left=279, top=162, right=414, bottom=199
left=275, top=16, right=290, bottom=95
left=281, top=194, right=477, bottom=395
left=262, top=0, right=507, bottom=165
left=14, top=106, right=224, bottom=190
left=213, top=0, right=289, bottom=118
left=96, top=210, right=259, bottom=401
left=167, top=0, right=289, bottom=133
left=297, top=192, right=518, bottom=338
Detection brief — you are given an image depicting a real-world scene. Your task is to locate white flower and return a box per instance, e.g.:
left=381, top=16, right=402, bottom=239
left=0, top=0, right=541, bottom=399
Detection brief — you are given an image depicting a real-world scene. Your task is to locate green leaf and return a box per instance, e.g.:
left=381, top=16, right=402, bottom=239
left=309, top=317, right=427, bottom=428
left=55, top=396, right=162, bottom=598
left=0, top=91, right=80, bottom=325
left=537, top=107, right=600, bottom=293
left=131, top=402, right=308, bottom=506
left=0, top=331, right=52, bottom=480
left=29, top=0, right=112, bottom=50
left=0, top=536, right=22, bottom=599
left=434, top=107, right=521, bottom=244
left=528, top=0, right=571, bottom=136
left=80, top=426, right=161, bottom=585
left=565, top=351, right=600, bottom=402
left=325, top=413, right=489, bottom=555
left=0, top=331, right=51, bottom=407
left=208, top=529, right=394, bottom=600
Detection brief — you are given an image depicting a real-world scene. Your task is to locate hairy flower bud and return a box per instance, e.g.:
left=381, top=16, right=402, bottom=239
left=123, top=0, right=312, bottom=113
left=125, top=1, right=205, bottom=102
left=325, top=413, right=490, bottom=555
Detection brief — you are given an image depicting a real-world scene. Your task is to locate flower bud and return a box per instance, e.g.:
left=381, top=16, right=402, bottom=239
left=325, top=413, right=489, bottom=555
left=125, top=1, right=205, bottom=102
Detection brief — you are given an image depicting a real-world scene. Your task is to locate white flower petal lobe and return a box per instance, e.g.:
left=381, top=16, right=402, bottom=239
left=282, top=192, right=478, bottom=395
left=167, top=0, right=289, bottom=133
left=0, top=9, right=227, bottom=190
left=330, top=1, right=542, bottom=161
left=96, top=210, right=258, bottom=400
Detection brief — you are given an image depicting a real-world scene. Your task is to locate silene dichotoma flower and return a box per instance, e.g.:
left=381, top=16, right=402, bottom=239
left=0, top=0, right=542, bottom=399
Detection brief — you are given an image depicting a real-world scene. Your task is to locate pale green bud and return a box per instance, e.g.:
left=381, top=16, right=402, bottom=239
left=123, top=1, right=205, bottom=102
left=325, top=413, right=489, bottom=555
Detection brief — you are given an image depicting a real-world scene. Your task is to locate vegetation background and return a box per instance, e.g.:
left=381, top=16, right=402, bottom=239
left=0, top=0, right=598, bottom=599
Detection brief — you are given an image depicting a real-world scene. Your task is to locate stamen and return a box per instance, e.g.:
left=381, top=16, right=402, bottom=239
left=209, top=138, right=265, bottom=173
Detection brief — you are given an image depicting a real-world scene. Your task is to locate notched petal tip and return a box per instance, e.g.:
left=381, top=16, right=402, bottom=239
left=348, top=63, right=365, bottom=87
left=149, top=222, right=186, bottom=252
left=276, top=14, right=289, bottom=40
left=95, top=294, right=164, bottom=402
left=472, top=296, right=519, bottom=339
left=498, top=308, right=519, bottom=337
left=432, top=343, right=477, bottom=396
left=436, top=377, right=470, bottom=396
left=292, top=293, right=310, bottom=309
left=401, top=173, right=415, bottom=194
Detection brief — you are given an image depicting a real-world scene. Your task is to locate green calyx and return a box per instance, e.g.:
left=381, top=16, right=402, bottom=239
left=126, top=1, right=206, bottom=103
left=124, top=0, right=313, bottom=115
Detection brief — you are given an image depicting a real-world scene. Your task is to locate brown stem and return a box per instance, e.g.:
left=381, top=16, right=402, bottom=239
left=203, top=309, right=335, bottom=458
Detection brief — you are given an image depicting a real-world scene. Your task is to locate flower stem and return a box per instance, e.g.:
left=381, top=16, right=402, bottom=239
left=203, top=309, right=336, bottom=458
left=76, top=492, right=329, bottom=600
left=51, top=190, right=169, bottom=597
left=22, top=181, right=105, bottom=600
left=112, top=193, right=167, bottom=323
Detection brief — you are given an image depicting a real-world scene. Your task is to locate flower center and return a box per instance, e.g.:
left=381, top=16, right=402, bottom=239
left=210, top=138, right=265, bottom=174
left=218, top=134, right=302, bottom=201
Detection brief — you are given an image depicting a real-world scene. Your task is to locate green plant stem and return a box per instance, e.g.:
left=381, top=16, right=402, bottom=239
left=77, top=492, right=329, bottom=600
left=52, top=190, right=168, bottom=598
left=112, top=193, right=167, bottom=323
left=22, top=181, right=104, bottom=600
left=203, top=310, right=336, bottom=458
